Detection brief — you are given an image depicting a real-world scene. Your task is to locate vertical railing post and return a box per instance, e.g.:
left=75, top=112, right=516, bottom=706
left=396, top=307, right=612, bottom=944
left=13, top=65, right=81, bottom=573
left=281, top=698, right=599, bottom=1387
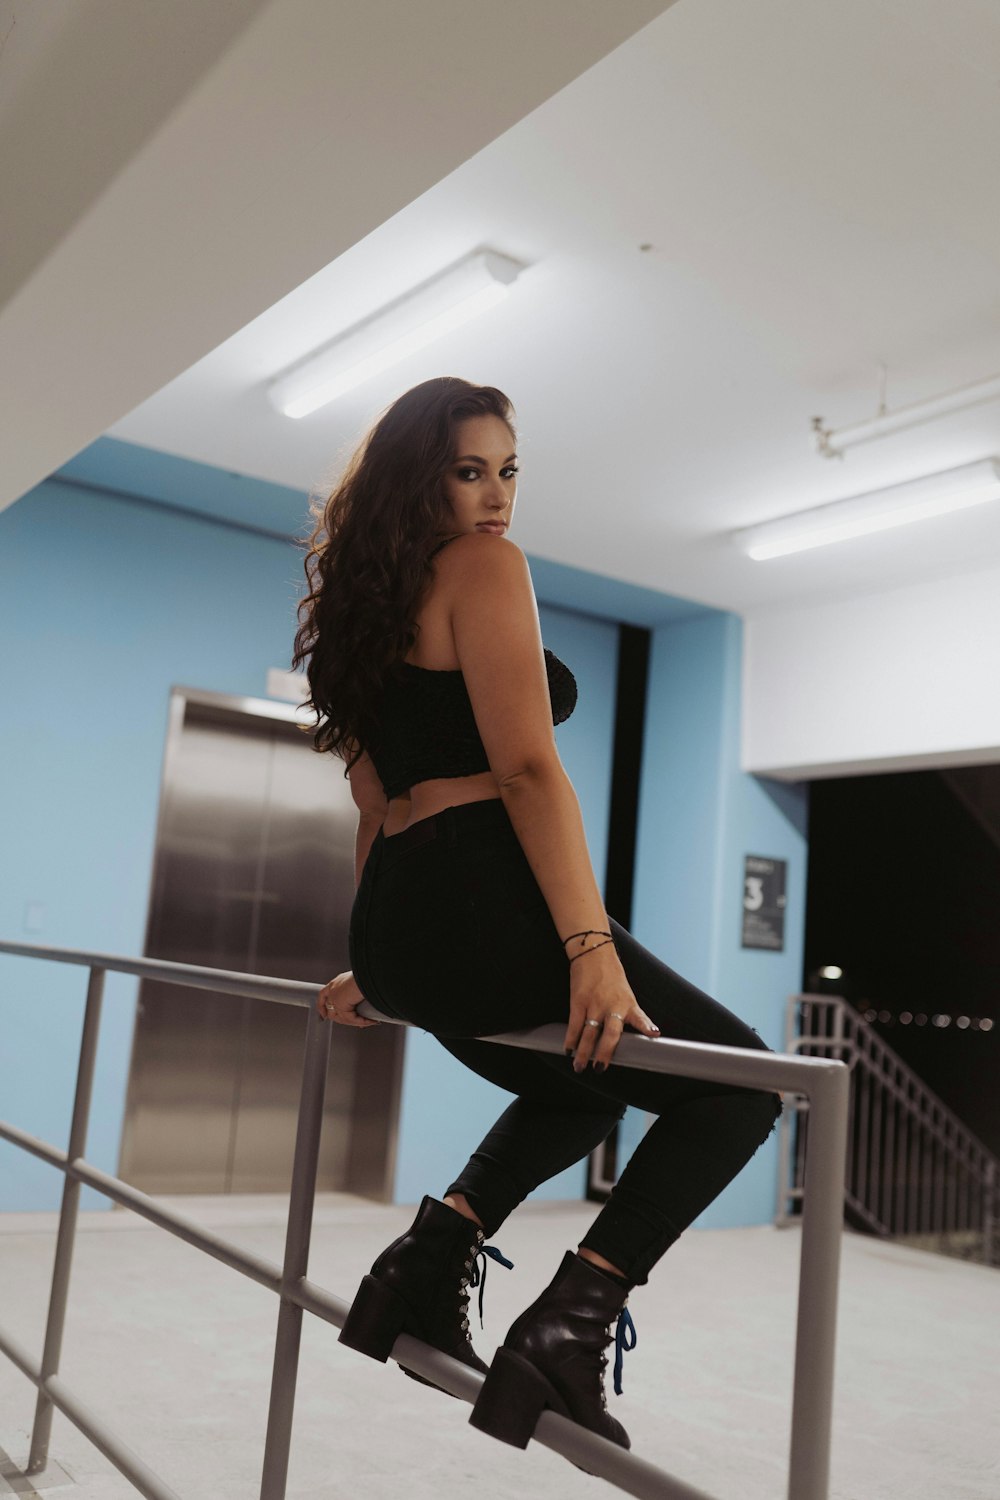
left=259, top=1003, right=332, bottom=1500
left=984, top=1160, right=998, bottom=1267
left=882, top=1074, right=896, bottom=1231
left=830, top=1000, right=847, bottom=1064
left=774, top=1095, right=796, bottom=1226
left=28, top=966, right=105, bottom=1474
left=786, top=1062, right=850, bottom=1500
left=775, top=996, right=799, bottom=1225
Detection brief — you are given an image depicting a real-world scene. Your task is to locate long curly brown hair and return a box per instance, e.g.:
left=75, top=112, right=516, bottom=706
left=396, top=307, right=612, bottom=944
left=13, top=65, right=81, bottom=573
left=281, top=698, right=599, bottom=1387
left=291, top=376, right=516, bottom=770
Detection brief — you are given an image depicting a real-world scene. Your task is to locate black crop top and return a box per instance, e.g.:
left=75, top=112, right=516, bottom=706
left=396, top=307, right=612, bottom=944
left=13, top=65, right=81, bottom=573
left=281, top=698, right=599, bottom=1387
left=368, top=647, right=578, bottom=799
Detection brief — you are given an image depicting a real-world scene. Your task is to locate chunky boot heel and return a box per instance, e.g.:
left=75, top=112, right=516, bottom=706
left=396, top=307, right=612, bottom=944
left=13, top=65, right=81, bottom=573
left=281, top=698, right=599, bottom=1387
left=338, top=1275, right=408, bottom=1362
left=468, top=1251, right=635, bottom=1452
left=336, top=1196, right=513, bottom=1389
left=469, top=1347, right=570, bottom=1448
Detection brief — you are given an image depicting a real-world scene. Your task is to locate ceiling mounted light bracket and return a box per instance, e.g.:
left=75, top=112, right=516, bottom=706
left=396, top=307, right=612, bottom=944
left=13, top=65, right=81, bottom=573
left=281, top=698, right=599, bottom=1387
left=267, top=248, right=527, bottom=419
left=812, top=368, right=1000, bottom=460
left=732, top=459, right=1000, bottom=561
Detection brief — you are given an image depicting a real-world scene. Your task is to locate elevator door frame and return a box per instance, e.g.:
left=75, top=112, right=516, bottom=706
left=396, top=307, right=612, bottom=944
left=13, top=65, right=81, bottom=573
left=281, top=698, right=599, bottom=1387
left=118, top=684, right=404, bottom=1200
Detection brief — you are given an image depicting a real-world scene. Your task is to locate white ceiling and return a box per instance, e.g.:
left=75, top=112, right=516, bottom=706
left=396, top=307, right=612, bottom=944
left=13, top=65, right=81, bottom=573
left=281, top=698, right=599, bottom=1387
left=0, top=0, right=668, bottom=507
left=9, top=0, right=1000, bottom=618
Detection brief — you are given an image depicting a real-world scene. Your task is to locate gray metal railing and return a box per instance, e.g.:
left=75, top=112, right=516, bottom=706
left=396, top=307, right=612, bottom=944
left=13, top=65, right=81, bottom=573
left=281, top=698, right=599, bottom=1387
left=0, top=941, right=849, bottom=1500
left=776, top=993, right=999, bottom=1266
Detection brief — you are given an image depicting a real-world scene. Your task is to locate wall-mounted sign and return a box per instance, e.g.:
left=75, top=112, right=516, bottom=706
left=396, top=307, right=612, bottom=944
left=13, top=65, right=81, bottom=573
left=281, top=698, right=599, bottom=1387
left=742, top=855, right=787, bottom=951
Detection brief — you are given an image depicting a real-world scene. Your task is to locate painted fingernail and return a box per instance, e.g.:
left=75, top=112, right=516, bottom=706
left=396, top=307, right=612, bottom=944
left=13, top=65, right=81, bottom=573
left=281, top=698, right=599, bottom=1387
left=565, top=1048, right=574, bottom=1057
left=593, top=1062, right=607, bottom=1073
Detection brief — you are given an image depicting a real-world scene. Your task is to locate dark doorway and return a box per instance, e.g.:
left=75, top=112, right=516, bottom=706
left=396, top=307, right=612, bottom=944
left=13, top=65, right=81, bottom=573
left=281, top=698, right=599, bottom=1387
left=803, top=767, right=1000, bottom=1156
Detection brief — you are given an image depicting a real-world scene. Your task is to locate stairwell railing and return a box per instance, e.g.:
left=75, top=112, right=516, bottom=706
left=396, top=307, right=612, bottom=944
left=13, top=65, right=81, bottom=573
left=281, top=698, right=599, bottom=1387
left=776, top=993, right=998, bottom=1266
left=1, top=940, right=848, bottom=1500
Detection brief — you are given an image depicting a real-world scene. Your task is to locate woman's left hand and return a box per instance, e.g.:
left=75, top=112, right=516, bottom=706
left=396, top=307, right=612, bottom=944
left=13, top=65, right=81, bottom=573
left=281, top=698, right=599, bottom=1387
left=316, top=970, right=380, bottom=1027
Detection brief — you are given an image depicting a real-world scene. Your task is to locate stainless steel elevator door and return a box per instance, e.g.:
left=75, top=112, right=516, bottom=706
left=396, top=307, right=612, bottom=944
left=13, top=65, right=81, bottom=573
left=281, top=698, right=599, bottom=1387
left=118, top=694, right=403, bottom=1196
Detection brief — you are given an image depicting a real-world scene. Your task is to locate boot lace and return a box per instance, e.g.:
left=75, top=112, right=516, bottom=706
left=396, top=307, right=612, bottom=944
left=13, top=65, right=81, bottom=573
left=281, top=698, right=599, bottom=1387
left=598, top=1304, right=638, bottom=1405
left=458, top=1232, right=514, bottom=1333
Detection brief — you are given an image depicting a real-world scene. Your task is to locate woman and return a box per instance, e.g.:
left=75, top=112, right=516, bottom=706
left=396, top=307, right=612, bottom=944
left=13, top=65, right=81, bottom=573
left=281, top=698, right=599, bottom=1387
left=292, top=376, right=781, bottom=1453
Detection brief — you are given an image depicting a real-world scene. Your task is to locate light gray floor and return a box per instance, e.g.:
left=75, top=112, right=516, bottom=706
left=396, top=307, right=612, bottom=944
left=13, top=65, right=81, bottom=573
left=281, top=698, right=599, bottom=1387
left=0, top=1194, right=997, bottom=1500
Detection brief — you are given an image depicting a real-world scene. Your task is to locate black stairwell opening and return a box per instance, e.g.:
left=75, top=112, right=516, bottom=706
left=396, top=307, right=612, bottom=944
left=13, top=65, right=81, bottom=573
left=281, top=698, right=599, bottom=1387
left=589, top=622, right=652, bottom=1200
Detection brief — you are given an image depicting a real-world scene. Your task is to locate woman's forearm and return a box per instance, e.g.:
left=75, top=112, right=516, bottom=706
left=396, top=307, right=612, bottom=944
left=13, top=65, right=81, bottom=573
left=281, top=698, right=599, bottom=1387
left=355, top=813, right=384, bottom=889
left=498, top=762, right=617, bottom=953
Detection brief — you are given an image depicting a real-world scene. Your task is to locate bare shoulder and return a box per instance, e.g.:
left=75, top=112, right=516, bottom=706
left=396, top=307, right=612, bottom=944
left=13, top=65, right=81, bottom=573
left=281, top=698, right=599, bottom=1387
left=435, top=532, right=530, bottom=588
left=440, top=534, right=530, bottom=567
left=440, top=535, right=556, bottom=783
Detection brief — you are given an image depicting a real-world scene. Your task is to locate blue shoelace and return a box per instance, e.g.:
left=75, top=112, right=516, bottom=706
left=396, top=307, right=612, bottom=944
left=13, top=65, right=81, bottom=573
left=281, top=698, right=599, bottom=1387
left=469, top=1243, right=514, bottom=1327
left=612, top=1306, right=637, bottom=1396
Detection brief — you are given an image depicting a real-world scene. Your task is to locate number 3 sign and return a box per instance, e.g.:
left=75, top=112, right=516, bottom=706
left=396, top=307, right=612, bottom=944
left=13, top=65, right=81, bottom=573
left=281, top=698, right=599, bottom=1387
left=742, top=856, right=787, bottom=951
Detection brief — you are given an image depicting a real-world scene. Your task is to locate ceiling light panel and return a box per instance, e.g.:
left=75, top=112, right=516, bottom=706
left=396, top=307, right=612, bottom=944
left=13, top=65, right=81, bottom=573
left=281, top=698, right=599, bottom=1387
left=267, top=249, right=526, bottom=419
left=733, top=459, right=1000, bottom=561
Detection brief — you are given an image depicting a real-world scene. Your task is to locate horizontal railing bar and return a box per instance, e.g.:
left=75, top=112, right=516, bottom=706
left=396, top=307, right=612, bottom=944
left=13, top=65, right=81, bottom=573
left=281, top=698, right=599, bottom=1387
left=69, top=1161, right=285, bottom=1293
left=0, top=935, right=844, bottom=1094
left=0, top=1220, right=725, bottom=1500
left=528, top=1409, right=720, bottom=1500
left=0, top=1324, right=43, bottom=1386
left=0, top=1027, right=831, bottom=1311
left=0, top=1325, right=182, bottom=1500
left=5, top=1240, right=716, bottom=1500
left=787, top=1037, right=858, bottom=1065
left=287, top=1278, right=715, bottom=1500
left=2, top=946, right=850, bottom=1500
left=0, top=1119, right=68, bottom=1170
left=0, top=1121, right=284, bottom=1294
left=285, top=1275, right=349, bottom=1328
left=360, top=1004, right=842, bottom=1094
left=844, top=1191, right=889, bottom=1235
left=0, top=939, right=314, bottom=1009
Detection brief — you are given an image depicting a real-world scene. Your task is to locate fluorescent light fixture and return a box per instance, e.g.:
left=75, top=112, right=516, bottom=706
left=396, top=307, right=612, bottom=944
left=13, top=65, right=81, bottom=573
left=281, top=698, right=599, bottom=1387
left=733, top=459, right=1000, bottom=561
left=268, top=249, right=526, bottom=419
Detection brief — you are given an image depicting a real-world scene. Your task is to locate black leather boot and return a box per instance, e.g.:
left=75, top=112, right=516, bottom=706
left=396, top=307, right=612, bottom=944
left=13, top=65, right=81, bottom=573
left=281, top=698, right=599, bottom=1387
left=469, top=1250, right=635, bottom=1450
left=338, top=1195, right=512, bottom=1392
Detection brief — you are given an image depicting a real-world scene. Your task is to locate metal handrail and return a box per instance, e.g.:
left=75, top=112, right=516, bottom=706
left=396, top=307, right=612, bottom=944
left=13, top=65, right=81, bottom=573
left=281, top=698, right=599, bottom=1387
left=1, top=940, right=849, bottom=1500
left=776, top=994, right=999, bottom=1266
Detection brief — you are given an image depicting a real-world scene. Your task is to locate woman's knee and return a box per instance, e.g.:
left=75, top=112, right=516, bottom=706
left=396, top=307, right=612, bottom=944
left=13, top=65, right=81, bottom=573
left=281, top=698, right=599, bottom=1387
left=751, top=1088, right=784, bottom=1143
left=715, top=1085, right=783, bottom=1153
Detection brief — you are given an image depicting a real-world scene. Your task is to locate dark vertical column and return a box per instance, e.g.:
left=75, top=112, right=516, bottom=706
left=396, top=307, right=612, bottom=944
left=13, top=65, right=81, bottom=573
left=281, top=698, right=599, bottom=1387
left=604, top=623, right=651, bottom=926
left=588, top=623, right=651, bottom=1199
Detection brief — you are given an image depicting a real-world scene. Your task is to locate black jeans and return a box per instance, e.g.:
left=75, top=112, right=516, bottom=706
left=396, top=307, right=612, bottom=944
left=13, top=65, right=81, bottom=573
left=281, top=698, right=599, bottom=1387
left=349, top=797, right=781, bottom=1285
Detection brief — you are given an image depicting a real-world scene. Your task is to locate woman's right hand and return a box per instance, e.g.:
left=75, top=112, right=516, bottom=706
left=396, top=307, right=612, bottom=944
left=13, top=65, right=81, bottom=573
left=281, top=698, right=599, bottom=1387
left=316, top=970, right=381, bottom=1028
left=564, top=945, right=659, bottom=1072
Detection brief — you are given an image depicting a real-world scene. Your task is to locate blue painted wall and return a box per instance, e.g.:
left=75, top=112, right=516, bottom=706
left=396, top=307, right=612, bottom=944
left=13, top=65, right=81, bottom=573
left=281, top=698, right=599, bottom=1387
left=0, top=475, right=308, bottom=1211
left=632, top=611, right=808, bottom=1228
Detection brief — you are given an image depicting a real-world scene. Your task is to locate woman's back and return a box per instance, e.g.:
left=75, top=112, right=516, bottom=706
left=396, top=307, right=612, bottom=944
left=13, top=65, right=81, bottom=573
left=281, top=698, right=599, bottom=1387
left=398, top=533, right=467, bottom=672
left=372, top=534, right=576, bottom=833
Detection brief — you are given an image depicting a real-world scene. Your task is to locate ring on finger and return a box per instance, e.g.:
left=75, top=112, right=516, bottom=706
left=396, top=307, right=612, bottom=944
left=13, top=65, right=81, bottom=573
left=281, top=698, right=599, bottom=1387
left=608, top=1013, right=626, bottom=1023
left=584, top=1018, right=602, bottom=1029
